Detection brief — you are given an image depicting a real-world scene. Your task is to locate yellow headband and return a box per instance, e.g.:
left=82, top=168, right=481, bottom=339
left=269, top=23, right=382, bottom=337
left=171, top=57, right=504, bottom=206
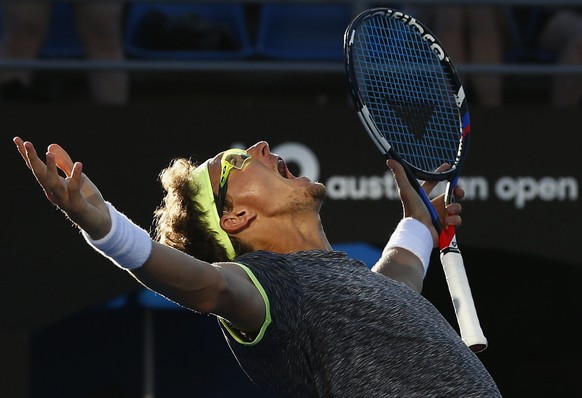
left=189, top=160, right=236, bottom=261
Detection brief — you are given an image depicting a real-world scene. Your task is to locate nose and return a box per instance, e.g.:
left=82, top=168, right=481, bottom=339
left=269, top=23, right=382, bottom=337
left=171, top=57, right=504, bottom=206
left=247, top=141, right=271, bottom=157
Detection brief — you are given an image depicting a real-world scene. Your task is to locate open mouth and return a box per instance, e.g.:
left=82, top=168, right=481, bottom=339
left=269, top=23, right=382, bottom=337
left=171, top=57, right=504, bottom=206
left=277, top=157, right=295, bottom=179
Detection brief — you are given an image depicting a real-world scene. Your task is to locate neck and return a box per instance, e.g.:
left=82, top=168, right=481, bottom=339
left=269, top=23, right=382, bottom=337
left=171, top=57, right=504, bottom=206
left=246, top=212, right=332, bottom=254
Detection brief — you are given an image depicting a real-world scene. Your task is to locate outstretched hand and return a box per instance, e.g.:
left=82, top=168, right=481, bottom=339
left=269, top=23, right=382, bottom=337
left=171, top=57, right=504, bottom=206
left=13, top=137, right=111, bottom=239
left=386, top=159, right=464, bottom=247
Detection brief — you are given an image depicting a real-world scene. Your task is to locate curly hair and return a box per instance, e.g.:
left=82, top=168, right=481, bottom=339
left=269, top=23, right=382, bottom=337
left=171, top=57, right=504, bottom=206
left=153, top=157, right=250, bottom=263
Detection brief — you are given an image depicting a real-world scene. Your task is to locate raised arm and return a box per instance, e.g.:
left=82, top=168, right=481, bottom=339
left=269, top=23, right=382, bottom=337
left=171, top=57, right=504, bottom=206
left=372, top=159, right=464, bottom=293
left=13, top=137, right=265, bottom=333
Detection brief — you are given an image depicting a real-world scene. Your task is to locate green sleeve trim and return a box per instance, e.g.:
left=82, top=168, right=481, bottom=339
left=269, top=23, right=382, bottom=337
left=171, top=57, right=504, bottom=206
left=218, top=262, right=271, bottom=346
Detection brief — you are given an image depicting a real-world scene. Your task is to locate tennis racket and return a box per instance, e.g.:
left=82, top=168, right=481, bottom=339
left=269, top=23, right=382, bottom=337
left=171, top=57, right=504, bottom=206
left=344, top=8, right=487, bottom=352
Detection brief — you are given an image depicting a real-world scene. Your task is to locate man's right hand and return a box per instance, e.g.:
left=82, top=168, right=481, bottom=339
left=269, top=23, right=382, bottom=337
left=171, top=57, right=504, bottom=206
left=13, top=136, right=111, bottom=240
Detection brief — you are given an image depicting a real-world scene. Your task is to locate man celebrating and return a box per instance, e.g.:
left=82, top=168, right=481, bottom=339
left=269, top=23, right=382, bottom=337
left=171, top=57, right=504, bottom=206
left=14, top=137, right=501, bottom=397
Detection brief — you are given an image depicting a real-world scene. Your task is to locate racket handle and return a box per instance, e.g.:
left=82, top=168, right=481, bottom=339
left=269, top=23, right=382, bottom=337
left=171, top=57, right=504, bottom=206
left=440, top=240, right=488, bottom=353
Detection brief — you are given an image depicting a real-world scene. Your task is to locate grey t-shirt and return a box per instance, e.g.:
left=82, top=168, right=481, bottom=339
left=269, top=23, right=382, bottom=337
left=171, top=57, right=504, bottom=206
left=220, top=250, right=501, bottom=397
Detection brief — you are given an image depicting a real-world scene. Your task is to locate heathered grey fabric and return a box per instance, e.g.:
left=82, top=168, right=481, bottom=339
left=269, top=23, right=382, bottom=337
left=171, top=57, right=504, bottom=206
left=220, top=250, right=502, bottom=398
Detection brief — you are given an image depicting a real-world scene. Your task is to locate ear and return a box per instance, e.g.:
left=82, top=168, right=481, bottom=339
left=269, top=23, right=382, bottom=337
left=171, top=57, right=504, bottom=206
left=220, top=206, right=256, bottom=234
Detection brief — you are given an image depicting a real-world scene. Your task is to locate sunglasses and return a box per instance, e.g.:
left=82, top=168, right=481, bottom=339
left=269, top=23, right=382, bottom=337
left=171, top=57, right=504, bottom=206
left=216, top=149, right=252, bottom=216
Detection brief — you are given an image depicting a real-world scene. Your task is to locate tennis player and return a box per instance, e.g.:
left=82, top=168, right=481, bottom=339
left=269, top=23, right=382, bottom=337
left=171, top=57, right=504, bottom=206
left=14, top=137, right=502, bottom=397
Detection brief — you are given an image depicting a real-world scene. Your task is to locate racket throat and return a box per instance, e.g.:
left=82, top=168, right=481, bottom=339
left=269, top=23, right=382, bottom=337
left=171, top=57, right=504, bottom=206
left=439, top=227, right=460, bottom=253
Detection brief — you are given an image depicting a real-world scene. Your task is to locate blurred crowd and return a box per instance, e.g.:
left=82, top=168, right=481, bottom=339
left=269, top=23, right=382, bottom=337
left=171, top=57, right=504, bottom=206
left=0, top=2, right=580, bottom=107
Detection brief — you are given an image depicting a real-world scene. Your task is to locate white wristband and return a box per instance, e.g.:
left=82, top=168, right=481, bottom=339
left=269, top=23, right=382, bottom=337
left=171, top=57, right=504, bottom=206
left=82, top=202, right=152, bottom=270
left=383, top=217, right=433, bottom=276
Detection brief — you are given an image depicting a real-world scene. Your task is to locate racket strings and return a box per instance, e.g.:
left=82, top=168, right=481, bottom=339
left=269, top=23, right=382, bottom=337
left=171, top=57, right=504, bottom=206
left=352, top=15, right=461, bottom=172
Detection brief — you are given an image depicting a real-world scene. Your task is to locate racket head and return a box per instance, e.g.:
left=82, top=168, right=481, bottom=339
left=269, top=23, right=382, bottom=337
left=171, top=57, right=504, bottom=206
left=344, top=8, right=470, bottom=181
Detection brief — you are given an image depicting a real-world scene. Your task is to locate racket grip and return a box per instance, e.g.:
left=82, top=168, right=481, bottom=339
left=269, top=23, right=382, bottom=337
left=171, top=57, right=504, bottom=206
left=440, top=247, right=488, bottom=353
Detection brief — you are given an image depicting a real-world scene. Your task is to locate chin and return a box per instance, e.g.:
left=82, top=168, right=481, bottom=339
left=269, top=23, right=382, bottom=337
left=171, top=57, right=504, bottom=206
left=308, top=182, right=327, bottom=202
